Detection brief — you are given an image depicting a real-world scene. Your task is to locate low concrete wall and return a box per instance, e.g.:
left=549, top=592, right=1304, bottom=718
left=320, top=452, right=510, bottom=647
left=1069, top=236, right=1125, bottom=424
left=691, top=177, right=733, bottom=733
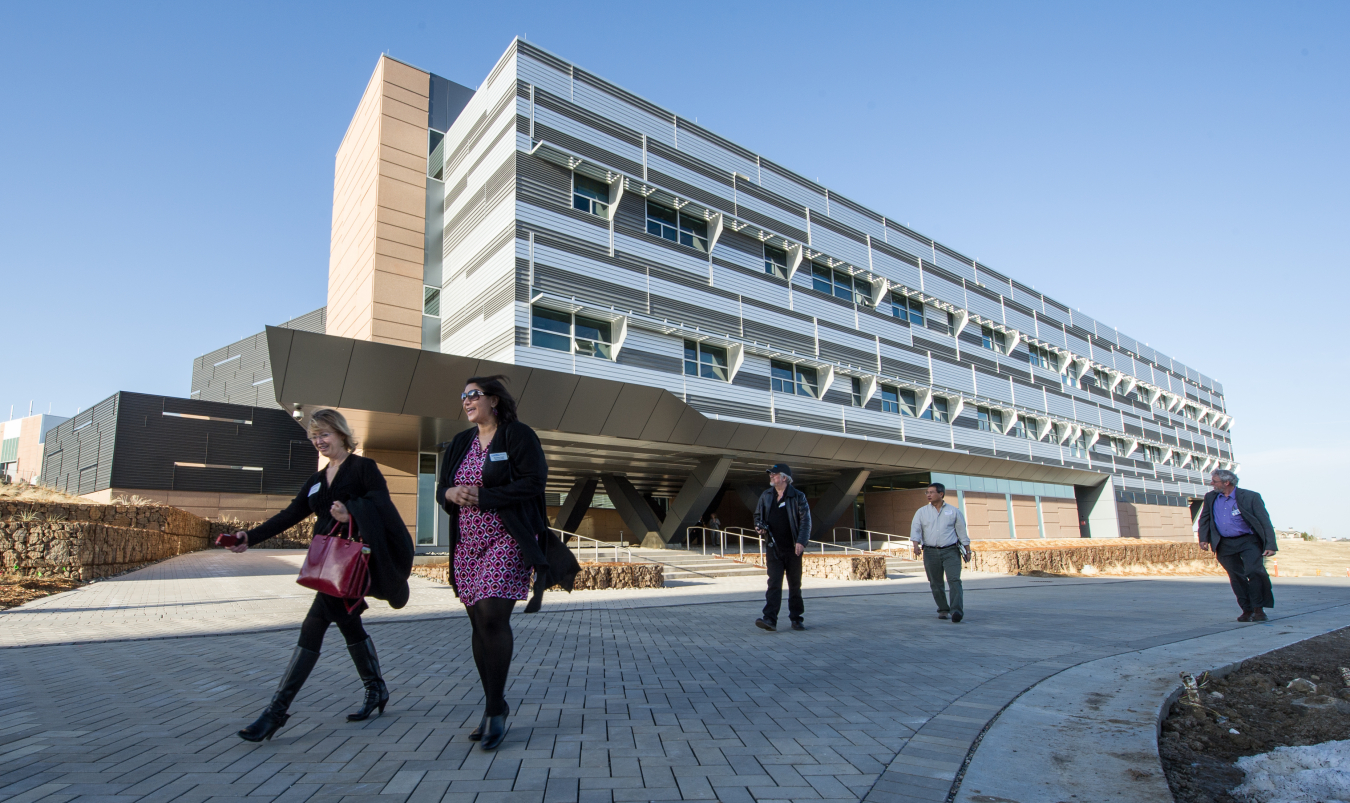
left=732, top=553, right=887, bottom=580
left=412, top=561, right=664, bottom=590
left=969, top=538, right=1224, bottom=575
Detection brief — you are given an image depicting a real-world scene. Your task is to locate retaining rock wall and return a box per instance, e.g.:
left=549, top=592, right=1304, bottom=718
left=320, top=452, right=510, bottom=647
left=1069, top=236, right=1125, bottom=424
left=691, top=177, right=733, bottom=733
left=208, top=517, right=315, bottom=549
left=0, top=501, right=209, bottom=537
left=967, top=538, right=1225, bottom=576
left=733, top=553, right=888, bottom=580
left=0, top=521, right=209, bottom=580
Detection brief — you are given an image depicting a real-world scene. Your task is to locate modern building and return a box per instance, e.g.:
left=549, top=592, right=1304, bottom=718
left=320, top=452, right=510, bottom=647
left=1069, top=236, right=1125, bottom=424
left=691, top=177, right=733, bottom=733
left=190, top=308, right=327, bottom=408
left=40, top=391, right=316, bottom=521
left=212, top=41, right=1236, bottom=549
left=1, top=413, right=68, bottom=485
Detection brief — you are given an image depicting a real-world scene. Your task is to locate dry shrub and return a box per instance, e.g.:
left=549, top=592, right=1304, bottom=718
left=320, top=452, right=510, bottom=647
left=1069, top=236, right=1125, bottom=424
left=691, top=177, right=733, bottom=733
left=0, top=481, right=89, bottom=505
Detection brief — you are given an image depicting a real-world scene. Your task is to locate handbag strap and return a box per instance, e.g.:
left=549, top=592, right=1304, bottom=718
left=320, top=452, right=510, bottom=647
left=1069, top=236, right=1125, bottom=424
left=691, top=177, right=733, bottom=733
left=325, top=515, right=362, bottom=543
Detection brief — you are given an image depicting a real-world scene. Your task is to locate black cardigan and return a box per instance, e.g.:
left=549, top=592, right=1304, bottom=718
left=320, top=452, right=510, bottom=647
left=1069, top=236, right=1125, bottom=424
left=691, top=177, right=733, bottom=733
left=437, top=420, right=552, bottom=587
left=247, top=454, right=414, bottom=608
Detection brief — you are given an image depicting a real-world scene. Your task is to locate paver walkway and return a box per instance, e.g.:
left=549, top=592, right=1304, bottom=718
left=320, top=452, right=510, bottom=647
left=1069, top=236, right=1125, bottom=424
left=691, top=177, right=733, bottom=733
left=1, top=550, right=1348, bottom=803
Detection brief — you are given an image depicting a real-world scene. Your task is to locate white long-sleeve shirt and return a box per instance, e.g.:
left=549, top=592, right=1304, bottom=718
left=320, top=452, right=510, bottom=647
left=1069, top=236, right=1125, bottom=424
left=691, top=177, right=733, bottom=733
left=910, top=502, right=970, bottom=549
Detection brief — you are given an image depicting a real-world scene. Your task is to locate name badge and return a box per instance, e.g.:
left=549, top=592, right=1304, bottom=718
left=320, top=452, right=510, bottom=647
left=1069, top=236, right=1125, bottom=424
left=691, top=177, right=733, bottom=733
left=1231, top=508, right=1241, bottom=517
left=308, top=484, right=320, bottom=497
left=778, top=501, right=786, bottom=508
left=489, top=452, right=509, bottom=462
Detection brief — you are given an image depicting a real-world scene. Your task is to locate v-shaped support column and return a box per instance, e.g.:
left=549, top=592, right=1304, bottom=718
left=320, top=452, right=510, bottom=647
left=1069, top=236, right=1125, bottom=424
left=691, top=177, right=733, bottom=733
left=655, top=456, right=734, bottom=548
left=810, top=468, right=870, bottom=540
left=601, top=474, right=663, bottom=547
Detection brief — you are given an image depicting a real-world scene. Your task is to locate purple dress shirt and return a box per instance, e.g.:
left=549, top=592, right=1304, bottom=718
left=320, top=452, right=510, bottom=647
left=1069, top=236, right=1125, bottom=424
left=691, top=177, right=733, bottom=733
left=1213, top=491, right=1253, bottom=538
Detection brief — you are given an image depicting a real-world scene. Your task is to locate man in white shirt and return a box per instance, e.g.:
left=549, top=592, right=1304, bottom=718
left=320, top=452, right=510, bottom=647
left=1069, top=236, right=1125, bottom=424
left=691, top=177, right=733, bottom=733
left=910, top=482, right=971, bottom=623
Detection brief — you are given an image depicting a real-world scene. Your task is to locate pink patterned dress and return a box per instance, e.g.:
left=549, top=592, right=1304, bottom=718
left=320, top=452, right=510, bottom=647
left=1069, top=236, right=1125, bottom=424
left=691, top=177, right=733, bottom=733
left=453, top=437, right=532, bottom=606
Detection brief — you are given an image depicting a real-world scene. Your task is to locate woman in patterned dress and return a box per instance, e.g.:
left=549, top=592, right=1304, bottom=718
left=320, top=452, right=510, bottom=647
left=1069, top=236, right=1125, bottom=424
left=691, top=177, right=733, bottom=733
left=438, top=375, right=552, bottom=750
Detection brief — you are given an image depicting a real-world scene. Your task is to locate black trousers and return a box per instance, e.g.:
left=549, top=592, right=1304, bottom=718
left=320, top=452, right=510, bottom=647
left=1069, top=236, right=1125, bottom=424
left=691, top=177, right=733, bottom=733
left=297, top=592, right=370, bottom=651
left=1215, top=534, right=1274, bottom=612
left=763, top=550, right=803, bottom=624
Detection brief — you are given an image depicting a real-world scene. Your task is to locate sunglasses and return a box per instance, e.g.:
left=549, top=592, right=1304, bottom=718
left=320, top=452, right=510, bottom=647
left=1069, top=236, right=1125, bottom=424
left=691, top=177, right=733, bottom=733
left=461, top=390, right=488, bottom=401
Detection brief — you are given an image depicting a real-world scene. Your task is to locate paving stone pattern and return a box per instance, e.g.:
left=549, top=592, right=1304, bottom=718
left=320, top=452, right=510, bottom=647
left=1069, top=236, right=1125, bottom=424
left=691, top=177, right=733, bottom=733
left=2, top=553, right=1349, bottom=802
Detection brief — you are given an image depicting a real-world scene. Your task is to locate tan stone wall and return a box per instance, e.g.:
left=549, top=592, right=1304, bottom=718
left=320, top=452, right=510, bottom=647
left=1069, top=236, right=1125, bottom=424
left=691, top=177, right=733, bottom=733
left=1117, top=502, right=1195, bottom=541
left=328, top=56, right=430, bottom=349
left=363, top=449, right=419, bottom=542
left=1, top=501, right=211, bottom=579
left=860, top=489, right=927, bottom=539
left=1, top=500, right=210, bottom=537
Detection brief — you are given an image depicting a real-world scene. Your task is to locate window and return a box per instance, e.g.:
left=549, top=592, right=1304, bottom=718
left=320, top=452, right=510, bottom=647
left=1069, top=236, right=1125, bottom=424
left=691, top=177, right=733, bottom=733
left=977, top=406, right=1004, bottom=432
left=943, top=311, right=956, bottom=336
left=530, top=306, right=614, bottom=359
left=850, top=377, right=863, bottom=407
left=889, top=293, right=924, bottom=325
left=1153, top=393, right=1168, bottom=409
left=1092, top=368, right=1113, bottom=389
left=981, top=326, right=1007, bottom=353
left=646, top=201, right=708, bottom=252
left=1182, top=405, right=1199, bottom=421
left=572, top=174, right=610, bottom=218
left=423, top=285, right=440, bottom=316
left=771, top=360, right=819, bottom=397
left=1110, top=438, right=1132, bottom=457
left=683, top=340, right=729, bottom=381
left=929, top=397, right=950, bottom=423
left=764, top=244, right=788, bottom=279
left=1140, top=444, right=1164, bottom=463
left=1068, top=431, right=1089, bottom=458
left=812, top=263, right=867, bottom=305
left=1063, top=364, right=1082, bottom=390
left=1010, top=417, right=1037, bottom=440
left=880, top=385, right=900, bottom=414
left=1029, top=345, right=1058, bottom=372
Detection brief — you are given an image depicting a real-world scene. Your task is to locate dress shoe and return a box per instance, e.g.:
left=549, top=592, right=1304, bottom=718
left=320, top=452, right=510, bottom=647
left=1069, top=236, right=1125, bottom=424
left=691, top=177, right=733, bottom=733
left=1251, top=609, right=1268, bottom=622
left=938, top=612, right=950, bottom=620
left=469, top=702, right=507, bottom=741
left=791, top=621, right=805, bottom=631
left=481, top=710, right=509, bottom=750
left=1237, top=611, right=1253, bottom=622
left=755, top=618, right=776, bottom=631
left=951, top=611, right=963, bottom=623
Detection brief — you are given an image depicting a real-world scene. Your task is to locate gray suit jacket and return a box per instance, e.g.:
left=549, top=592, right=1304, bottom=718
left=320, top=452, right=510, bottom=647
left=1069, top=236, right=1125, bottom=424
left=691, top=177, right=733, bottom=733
left=1196, top=487, right=1276, bottom=553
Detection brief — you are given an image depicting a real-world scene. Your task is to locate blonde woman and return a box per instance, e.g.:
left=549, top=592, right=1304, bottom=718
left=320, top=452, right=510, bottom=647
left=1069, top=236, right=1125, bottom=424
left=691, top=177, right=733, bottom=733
left=225, top=408, right=413, bottom=741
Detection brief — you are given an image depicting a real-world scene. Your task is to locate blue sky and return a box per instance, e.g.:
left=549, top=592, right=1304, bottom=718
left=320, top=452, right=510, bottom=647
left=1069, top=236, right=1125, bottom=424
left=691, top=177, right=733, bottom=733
left=2, top=2, right=1346, bottom=536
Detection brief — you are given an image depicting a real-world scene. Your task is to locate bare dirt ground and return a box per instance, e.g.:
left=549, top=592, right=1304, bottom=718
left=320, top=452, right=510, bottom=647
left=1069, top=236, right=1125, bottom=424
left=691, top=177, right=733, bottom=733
left=0, top=573, right=84, bottom=609
left=1160, top=626, right=1350, bottom=803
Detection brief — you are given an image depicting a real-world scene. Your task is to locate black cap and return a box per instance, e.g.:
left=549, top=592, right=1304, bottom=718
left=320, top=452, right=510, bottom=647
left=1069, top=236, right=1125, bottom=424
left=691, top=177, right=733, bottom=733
left=766, top=463, right=793, bottom=478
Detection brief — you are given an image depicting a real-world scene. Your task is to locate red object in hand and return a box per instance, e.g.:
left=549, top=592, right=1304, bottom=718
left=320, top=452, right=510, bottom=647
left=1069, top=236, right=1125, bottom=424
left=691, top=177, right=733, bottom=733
left=216, top=533, right=243, bottom=547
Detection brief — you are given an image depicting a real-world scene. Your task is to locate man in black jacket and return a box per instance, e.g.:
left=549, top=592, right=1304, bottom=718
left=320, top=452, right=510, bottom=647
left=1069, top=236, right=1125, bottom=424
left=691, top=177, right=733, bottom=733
left=1196, top=469, right=1277, bottom=621
left=753, top=464, right=813, bottom=632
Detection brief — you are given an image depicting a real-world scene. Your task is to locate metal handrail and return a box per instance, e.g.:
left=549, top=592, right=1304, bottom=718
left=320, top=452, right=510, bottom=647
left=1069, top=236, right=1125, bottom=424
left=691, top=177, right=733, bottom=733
left=552, top=528, right=716, bottom=579
left=687, top=526, right=882, bottom=558
left=832, top=526, right=916, bottom=556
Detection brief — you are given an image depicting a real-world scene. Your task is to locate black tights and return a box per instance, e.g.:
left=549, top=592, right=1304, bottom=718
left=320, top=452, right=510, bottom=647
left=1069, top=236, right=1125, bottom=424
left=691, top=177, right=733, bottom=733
left=297, top=593, right=370, bottom=652
left=466, top=597, right=516, bottom=716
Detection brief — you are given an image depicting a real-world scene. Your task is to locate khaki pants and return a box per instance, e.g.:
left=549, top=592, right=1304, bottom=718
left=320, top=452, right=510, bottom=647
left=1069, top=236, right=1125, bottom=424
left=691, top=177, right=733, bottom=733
left=923, top=546, right=963, bottom=617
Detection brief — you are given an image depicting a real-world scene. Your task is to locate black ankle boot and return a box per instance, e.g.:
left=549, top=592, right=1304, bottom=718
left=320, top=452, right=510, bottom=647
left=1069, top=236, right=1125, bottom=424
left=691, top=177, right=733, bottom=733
left=481, top=702, right=510, bottom=750
left=346, top=637, right=389, bottom=722
left=469, top=701, right=507, bottom=741
left=239, top=646, right=320, bottom=742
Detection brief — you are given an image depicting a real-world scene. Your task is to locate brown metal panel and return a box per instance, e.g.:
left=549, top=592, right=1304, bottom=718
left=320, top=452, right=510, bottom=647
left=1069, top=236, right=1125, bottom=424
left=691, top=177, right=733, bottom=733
left=725, top=424, right=768, bottom=452
left=755, top=427, right=795, bottom=456
left=517, top=371, right=581, bottom=431
left=782, top=431, right=821, bottom=457
left=263, top=327, right=295, bottom=407
left=854, top=441, right=890, bottom=465
left=638, top=392, right=688, bottom=442
left=556, top=377, right=624, bottom=436
left=279, top=332, right=353, bottom=407
left=600, top=384, right=664, bottom=440
left=693, top=419, right=737, bottom=448
left=338, top=340, right=422, bottom=413
left=402, top=351, right=482, bottom=419
left=666, top=407, right=708, bottom=445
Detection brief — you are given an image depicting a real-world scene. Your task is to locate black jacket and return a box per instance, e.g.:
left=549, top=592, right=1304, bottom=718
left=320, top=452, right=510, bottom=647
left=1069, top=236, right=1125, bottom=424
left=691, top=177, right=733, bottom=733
left=247, top=454, right=414, bottom=608
left=753, top=483, right=813, bottom=552
left=1197, top=487, right=1277, bottom=553
left=438, top=420, right=579, bottom=611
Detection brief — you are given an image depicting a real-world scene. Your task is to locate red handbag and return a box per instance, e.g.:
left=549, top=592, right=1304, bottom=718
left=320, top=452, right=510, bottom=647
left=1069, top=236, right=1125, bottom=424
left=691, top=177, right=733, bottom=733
left=297, top=518, right=371, bottom=612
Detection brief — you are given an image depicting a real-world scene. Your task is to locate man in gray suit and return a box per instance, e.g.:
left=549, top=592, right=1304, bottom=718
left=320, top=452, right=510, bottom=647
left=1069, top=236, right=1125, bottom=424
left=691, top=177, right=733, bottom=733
left=1196, top=469, right=1277, bottom=622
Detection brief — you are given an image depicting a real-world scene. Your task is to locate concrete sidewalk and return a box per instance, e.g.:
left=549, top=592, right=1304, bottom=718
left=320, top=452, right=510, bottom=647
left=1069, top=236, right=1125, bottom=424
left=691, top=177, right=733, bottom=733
left=953, top=601, right=1350, bottom=803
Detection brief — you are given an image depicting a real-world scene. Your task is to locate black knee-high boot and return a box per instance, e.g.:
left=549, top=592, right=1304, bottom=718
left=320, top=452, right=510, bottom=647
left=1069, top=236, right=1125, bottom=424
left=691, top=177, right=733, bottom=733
left=346, top=637, right=389, bottom=721
left=239, top=646, right=320, bottom=742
